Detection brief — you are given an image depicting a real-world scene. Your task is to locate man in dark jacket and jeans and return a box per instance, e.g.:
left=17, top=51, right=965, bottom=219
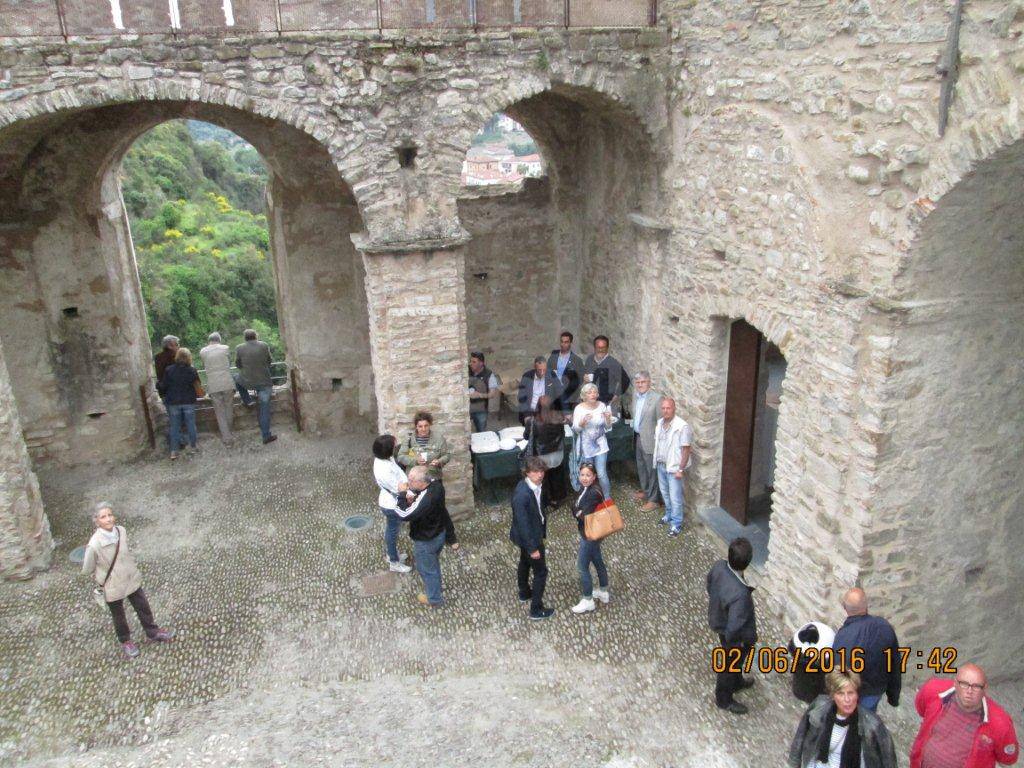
left=396, top=466, right=459, bottom=608
left=707, top=537, right=757, bottom=714
left=832, top=587, right=902, bottom=712
left=510, top=457, right=554, bottom=620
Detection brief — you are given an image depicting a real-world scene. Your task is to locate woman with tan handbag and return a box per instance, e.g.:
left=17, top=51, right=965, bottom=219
left=570, top=462, right=610, bottom=614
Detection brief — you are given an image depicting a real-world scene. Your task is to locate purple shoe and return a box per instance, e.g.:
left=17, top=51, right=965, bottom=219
left=122, top=641, right=140, bottom=659
left=146, top=627, right=176, bottom=643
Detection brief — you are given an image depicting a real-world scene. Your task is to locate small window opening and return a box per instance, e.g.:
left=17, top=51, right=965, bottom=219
left=62, top=307, right=80, bottom=318
left=87, top=411, right=106, bottom=419
left=397, top=145, right=418, bottom=169
left=331, top=378, right=343, bottom=392
left=473, top=272, right=489, bottom=280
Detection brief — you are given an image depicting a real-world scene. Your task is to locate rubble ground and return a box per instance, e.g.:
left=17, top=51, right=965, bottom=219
left=0, top=431, right=1015, bottom=767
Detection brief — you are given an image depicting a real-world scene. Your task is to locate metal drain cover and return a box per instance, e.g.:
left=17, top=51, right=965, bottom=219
left=343, top=515, right=372, bottom=531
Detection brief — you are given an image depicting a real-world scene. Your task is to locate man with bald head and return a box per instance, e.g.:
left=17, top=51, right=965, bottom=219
left=832, top=587, right=902, bottom=712
left=911, top=662, right=1019, bottom=768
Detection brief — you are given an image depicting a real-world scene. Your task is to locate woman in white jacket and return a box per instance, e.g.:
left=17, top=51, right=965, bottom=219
left=372, top=434, right=412, bottom=573
left=572, top=383, right=613, bottom=499
left=82, top=502, right=174, bottom=659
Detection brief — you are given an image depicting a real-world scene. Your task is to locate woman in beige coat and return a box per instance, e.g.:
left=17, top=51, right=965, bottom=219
left=82, top=502, right=174, bottom=658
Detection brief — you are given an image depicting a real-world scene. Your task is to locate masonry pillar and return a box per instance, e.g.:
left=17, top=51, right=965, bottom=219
left=0, top=334, right=53, bottom=580
left=356, top=234, right=473, bottom=517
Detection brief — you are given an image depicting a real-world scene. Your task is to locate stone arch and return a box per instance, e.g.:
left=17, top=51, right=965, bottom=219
left=0, top=96, right=377, bottom=467
left=864, top=134, right=1024, bottom=679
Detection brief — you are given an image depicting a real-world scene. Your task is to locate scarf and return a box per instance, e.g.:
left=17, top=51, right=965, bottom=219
left=95, top=526, right=120, bottom=546
left=815, top=703, right=861, bottom=768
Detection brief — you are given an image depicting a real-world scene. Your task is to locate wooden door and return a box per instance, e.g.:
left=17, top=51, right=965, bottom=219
left=720, top=320, right=762, bottom=525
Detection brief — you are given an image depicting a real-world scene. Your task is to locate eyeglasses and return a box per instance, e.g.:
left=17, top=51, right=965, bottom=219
left=956, top=680, right=985, bottom=692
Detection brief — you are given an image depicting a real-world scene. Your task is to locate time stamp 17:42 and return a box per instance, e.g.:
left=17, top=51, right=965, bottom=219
left=710, top=646, right=959, bottom=675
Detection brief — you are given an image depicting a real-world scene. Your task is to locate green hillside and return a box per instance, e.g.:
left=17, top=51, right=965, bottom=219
left=121, top=121, right=283, bottom=361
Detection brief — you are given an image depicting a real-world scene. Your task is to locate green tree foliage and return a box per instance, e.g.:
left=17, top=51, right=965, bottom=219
left=121, top=121, right=282, bottom=362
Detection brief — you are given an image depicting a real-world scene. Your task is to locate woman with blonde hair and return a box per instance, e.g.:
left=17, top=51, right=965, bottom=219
left=82, top=502, right=174, bottom=659
left=572, top=382, right=613, bottom=499
left=157, top=346, right=200, bottom=459
left=788, top=669, right=897, bottom=768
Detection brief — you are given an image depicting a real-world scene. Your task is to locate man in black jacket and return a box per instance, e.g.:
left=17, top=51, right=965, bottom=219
left=547, top=332, right=584, bottom=415
left=509, top=458, right=554, bottom=620
left=396, top=466, right=459, bottom=608
left=832, top=587, right=901, bottom=712
left=517, top=357, right=565, bottom=425
left=706, top=537, right=757, bottom=714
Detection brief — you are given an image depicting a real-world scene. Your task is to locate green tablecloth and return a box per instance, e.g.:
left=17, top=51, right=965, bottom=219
left=472, top=421, right=634, bottom=491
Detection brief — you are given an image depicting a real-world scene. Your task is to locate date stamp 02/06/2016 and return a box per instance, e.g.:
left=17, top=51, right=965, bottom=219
left=710, top=646, right=960, bottom=675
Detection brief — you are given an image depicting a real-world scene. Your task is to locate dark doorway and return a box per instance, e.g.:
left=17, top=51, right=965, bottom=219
left=720, top=320, right=786, bottom=527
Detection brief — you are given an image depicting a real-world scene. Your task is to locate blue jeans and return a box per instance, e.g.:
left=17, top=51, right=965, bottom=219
left=255, top=386, right=272, bottom=440
left=167, top=404, right=197, bottom=452
left=413, top=531, right=446, bottom=605
left=381, top=507, right=402, bottom=563
left=233, top=374, right=253, bottom=406
left=585, top=451, right=611, bottom=499
left=860, top=693, right=882, bottom=712
left=577, top=537, right=608, bottom=598
left=470, top=411, right=488, bottom=433
left=656, top=463, right=684, bottom=529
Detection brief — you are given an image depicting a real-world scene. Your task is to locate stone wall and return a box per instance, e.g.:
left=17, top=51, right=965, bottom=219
left=459, top=178, right=559, bottom=378
left=0, top=335, right=53, bottom=579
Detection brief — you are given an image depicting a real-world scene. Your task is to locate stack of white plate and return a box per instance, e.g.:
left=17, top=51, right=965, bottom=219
left=470, top=431, right=501, bottom=454
left=499, top=426, right=525, bottom=441
left=499, top=437, right=519, bottom=451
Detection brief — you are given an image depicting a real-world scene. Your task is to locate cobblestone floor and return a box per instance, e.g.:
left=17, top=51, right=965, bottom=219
left=1, top=431, right=1015, bottom=767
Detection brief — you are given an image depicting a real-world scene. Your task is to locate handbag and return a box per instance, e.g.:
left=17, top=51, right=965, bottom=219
left=91, top=528, right=120, bottom=608
left=516, top=422, right=535, bottom=472
left=194, top=378, right=206, bottom=398
left=584, top=498, right=625, bottom=542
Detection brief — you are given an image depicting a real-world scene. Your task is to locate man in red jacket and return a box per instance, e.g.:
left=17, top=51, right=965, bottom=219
left=911, top=663, right=1018, bottom=768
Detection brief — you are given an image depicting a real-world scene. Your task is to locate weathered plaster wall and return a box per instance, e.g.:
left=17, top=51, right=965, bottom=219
left=459, top=178, right=559, bottom=375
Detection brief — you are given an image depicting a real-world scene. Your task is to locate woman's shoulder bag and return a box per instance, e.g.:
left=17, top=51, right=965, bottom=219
left=91, top=528, right=121, bottom=608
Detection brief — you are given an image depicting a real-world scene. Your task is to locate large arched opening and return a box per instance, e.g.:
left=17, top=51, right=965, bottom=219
left=0, top=100, right=375, bottom=468
left=456, top=85, right=661, bottom=429
left=868, top=139, right=1024, bottom=677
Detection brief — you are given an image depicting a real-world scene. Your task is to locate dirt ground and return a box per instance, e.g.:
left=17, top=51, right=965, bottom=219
left=1, top=429, right=1019, bottom=767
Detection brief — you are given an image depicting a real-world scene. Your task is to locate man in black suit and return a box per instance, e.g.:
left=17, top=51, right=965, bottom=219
left=510, top=457, right=554, bottom=620
left=516, top=357, right=565, bottom=425
left=706, top=537, right=757, bottom=714
left=547, top=331, right=584, bottom=416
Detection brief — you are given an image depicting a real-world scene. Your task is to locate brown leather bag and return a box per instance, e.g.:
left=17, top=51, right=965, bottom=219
left=584, top=498, right=625, bottom=542
left=194, top=377, right=206, bottom=398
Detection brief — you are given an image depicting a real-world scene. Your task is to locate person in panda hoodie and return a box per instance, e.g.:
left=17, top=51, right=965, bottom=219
left=789, top=621, right=837, bottom=704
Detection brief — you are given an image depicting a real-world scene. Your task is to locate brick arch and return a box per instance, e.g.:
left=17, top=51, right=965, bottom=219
left=433, top=72, right=663, bottom=194
left=0, top=79, right=376, bottom=211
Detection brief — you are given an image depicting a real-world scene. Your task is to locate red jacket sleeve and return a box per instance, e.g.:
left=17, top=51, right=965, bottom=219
left=916, top=678, right=947, bottom=717
left=994, top=712, right=1020, bottom=766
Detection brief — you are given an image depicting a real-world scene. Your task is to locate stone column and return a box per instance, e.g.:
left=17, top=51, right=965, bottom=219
left=0, top=334, right=53, bottom=580
left=356, top=234, right=474, bottom=517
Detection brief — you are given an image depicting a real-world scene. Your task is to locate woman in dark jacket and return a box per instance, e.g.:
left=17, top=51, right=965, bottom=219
left=157, top=347, right=200, bottom=459
left=788, top=670, right=897, bottom=768
left=527, top=397, right=568, bottom=506
left=570, top=462, right=609, bottom=615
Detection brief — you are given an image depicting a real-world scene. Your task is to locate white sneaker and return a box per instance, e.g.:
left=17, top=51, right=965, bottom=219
left=383, top=553, right=409, bottom=564
left=571, top=598, right=596, bottom=614
left=592, top=588, right=610, bottom=604
left=388, top=561, right=412, bottom=573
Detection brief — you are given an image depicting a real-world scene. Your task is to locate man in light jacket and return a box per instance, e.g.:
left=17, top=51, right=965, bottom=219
left=235, top=328, right=276, bottom=445
left=652, top=396, right=693, bottom=537
left=630, top=371, right=662, bottom=512
left=199, top=332, right=235, bottom=444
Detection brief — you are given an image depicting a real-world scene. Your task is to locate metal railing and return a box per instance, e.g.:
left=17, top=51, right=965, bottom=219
left=1, top=0, right=656, bottom=39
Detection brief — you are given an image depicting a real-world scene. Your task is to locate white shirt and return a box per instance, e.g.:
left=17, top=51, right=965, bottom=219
left=653, top=415, right=693, bottom=472
left=526, top=477, right=544, bottom=523
left=373, top=457, right=407, bottom=510
left=531, top=376, right=545, bottom=410
left=572, top=402, right=611, bottom=458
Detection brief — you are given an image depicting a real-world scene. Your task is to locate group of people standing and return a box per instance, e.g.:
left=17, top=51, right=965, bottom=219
left=708, top=537, right=1018, bottom=768
left=152, top=329, right=278, bottom=458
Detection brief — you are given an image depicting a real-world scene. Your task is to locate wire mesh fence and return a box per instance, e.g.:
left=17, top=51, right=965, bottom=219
left=0, top=0, right=655, bottom=38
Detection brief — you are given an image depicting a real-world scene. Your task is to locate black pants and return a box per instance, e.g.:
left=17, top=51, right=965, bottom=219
left=517, top=545, right=548, bottom=612
left=715, top=635, right=752, bottom=707
left=107, top=588, right=158, bottom=643
left=542, top=462, right=568, bottom=505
